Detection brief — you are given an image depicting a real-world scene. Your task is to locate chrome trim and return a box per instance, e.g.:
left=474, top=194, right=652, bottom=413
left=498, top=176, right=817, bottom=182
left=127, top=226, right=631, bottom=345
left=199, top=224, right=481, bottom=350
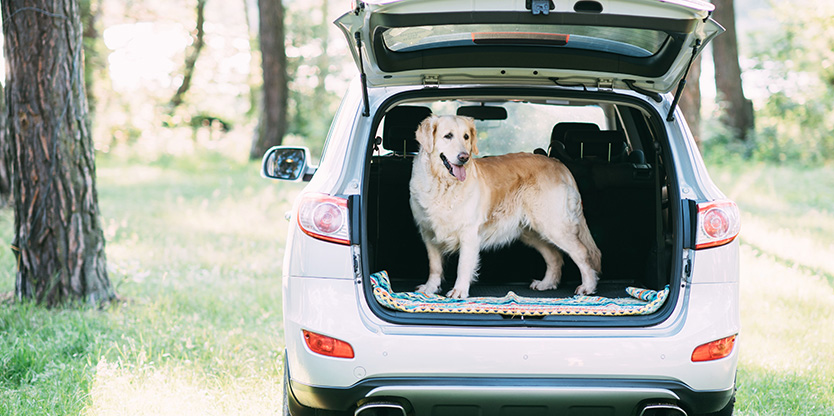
left=354, top=401, right=407, bottom=416
left=640, top=403, right=688, bottom=416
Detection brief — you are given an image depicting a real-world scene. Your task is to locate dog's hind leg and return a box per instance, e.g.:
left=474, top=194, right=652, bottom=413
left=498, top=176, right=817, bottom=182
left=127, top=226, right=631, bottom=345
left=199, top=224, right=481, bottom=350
left=521, top=231, right=565, bottom=291
left=416, top=241, right=444, bottom=295
left=539, top=225, right=600, bottom=295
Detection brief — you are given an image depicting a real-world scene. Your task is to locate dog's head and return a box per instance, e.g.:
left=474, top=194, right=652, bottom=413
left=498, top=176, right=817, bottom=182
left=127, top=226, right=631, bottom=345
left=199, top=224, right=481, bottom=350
left=414, top=115, right=479, bottom=182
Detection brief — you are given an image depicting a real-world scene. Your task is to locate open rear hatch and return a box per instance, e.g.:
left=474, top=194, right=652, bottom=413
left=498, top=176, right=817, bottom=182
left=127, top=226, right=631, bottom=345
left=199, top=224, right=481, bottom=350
left=337, top=0, right=722, bottom=94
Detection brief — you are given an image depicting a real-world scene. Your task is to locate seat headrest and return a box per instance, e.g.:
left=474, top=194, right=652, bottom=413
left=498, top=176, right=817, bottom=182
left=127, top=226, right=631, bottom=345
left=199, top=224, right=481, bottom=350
left=550, top=122, right=600, bottom=144
left=549, top=122, right=600, bottom=158
left=562, top=130, right=629, bottom=163
left=382, top=106, right=432, bottom=154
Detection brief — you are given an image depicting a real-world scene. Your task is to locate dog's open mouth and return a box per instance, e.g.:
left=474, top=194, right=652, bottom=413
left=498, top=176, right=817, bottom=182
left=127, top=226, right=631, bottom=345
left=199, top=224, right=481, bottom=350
left=440, top=153, right=466, bottom=182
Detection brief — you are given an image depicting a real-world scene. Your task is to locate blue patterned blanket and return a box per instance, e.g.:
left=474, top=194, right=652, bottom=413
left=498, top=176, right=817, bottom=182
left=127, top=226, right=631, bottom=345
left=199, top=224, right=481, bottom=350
left=370, top=271, right=669, bottom=316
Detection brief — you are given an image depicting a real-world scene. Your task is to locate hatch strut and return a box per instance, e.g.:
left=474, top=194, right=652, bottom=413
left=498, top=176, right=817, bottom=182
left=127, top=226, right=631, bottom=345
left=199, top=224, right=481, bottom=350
left=666, top=39, right=701, bottom=122
left=354, top=31, right=371, bottom=117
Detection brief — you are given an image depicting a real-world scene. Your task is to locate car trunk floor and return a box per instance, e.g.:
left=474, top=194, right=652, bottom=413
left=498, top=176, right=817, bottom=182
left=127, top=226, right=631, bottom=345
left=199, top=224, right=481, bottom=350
left=389, top=278, right=638, bottom=300
left=373, top=271, right=669, bottom=317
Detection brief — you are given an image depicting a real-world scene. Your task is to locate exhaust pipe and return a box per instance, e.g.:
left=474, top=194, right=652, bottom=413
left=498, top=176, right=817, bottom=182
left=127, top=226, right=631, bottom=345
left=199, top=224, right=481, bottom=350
left=639, top=403, right=688, bottom=416
left=354, top=401, right=407, bottom=416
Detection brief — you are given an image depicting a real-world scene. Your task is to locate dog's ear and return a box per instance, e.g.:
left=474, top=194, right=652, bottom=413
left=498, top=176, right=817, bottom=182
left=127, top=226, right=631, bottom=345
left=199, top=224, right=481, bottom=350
left=465, top=117, right=479, bottom=155
left=415, top=115, right=438, bottom=153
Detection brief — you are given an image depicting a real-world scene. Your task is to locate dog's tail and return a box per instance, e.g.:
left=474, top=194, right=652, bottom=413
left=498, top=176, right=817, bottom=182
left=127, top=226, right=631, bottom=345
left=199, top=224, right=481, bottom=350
left=578, top=221, right=602, bottom=273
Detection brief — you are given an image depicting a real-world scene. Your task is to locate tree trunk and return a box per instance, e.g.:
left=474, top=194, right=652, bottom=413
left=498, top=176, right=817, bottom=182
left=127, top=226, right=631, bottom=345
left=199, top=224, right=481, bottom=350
left=3, top=0, right=115, bottom=306
left=250, top=0, right=288, bottom=160
left=711, top=0, right=754, bottom=140
left=679, top=56, right=702, bottom=146
left=170, top=0, right=207, bottom=113
left=0, top=83, right=11, bottom=205
left=243, top=0, right=261, bottom=119
left=314, top=0, right=329, bottom=108
left=80, top=0, right=103, bottom=122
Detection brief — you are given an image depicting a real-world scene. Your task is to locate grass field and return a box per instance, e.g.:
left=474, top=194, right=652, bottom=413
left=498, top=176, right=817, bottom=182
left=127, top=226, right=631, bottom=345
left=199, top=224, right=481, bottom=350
left=0, top=149, right=304, bottom=415
left=1, top=150, right=833, bottom=415
left=709, top=163, right=834, bottom=416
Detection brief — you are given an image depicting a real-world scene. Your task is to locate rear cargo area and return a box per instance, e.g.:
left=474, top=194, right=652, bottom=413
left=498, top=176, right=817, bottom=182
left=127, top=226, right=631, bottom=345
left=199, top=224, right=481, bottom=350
left=363, top=95, right=676, bottom=319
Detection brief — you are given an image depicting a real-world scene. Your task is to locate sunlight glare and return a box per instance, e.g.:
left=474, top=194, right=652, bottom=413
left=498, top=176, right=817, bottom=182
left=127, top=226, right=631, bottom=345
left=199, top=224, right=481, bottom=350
left=103, top=22, right=192, bottom=91
left=86, top=359, right=282, bottom=416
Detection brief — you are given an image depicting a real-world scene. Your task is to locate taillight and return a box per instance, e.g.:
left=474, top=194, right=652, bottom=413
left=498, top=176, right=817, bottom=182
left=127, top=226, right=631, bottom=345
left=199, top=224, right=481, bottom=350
left=303, top=330, right=354, bottom=359
left=297, top=193, right=350, bottom=245
left=692, top=335, right=736, bottom=362
left=696, top=199, right=740, bottom=249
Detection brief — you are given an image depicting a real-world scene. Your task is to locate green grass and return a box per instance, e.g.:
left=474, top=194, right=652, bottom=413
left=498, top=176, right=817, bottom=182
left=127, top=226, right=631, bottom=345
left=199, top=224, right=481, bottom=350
left=709, top=162, right=834, bottom=416
left=1, top=149, right=304, bottom=415
left=1, top=152, right=833, bottom=415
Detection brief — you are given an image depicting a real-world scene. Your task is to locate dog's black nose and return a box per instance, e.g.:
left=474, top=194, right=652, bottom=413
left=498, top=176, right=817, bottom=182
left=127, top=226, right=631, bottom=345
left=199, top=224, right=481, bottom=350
left=458, top=152, right=470, bottom=164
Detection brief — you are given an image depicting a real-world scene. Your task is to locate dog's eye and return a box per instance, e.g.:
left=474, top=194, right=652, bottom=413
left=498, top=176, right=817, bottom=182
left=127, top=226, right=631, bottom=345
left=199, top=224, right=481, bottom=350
left=464, top=134, right=469, bottom=140
left=444, top=132, right=453, bottom=140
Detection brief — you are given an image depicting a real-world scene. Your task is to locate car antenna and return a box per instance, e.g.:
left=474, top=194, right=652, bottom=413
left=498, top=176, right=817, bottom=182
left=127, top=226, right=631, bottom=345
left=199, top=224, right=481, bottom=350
left=355, top=31, right=371, bottom=117
left=666, top=39, right=701, bottom=122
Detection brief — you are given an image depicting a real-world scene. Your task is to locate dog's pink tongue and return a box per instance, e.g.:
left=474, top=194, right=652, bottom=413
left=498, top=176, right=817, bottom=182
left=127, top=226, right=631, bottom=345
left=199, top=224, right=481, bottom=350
left=452, top=164, right=466, bottom=182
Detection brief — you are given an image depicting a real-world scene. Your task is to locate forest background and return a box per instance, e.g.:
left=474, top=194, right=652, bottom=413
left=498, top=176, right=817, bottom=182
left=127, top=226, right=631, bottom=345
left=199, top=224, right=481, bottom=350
left=2, top=0, right=831, bottom=166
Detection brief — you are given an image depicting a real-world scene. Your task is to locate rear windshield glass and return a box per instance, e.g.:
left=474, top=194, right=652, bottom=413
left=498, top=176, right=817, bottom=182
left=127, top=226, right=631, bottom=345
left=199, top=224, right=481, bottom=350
left=382, top=24, right=669, bottom=58
left=379, top=101, right=609, bottom=156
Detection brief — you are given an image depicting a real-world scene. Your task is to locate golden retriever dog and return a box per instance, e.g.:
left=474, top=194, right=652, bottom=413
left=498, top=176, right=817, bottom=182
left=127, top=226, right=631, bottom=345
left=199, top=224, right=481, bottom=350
left=409, top=115, right=602, bottom=299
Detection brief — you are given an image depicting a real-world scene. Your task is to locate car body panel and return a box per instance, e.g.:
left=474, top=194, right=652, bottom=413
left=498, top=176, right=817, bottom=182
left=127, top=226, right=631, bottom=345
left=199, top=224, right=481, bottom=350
left=283, top=275, right=738, bottom=393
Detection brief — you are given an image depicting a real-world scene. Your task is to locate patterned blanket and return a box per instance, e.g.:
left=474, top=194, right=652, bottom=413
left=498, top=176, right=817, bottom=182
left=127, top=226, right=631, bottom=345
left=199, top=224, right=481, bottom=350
left=370, top=271, right=669, bottom=316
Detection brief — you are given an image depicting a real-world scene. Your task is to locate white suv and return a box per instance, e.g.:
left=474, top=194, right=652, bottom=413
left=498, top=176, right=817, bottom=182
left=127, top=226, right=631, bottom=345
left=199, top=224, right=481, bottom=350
left=262, top=1, right=740, bottom=415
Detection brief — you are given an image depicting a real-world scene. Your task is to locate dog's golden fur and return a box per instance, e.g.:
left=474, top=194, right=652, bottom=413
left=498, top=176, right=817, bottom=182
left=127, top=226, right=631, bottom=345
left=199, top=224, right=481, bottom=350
left=409, top=115, right=601, bottom=299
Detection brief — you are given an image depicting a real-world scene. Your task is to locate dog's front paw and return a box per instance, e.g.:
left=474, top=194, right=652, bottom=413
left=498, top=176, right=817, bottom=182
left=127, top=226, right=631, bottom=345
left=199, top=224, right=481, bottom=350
left=446, top=287, right=469, bottom=299
left=416, top=282, right=441, bottom=295
left=574, top=284, right=597, bottom=296
left=530, top=279, right=558, bottom=291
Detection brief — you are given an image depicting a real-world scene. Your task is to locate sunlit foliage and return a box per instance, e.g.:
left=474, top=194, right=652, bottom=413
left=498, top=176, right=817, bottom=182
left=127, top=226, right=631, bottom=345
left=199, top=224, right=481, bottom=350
left=704, top=0, right=834, bottom=164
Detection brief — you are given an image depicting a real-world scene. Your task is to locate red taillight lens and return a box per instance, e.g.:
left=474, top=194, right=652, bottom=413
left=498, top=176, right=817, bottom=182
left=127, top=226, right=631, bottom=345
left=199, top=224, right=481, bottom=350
left=696, top=200, right=740, bottom=249
left=692, top=335, right=736, bottom=362
left=303, top=330, right=354, bottom=359
left=297, top=193, right=350, bottom=245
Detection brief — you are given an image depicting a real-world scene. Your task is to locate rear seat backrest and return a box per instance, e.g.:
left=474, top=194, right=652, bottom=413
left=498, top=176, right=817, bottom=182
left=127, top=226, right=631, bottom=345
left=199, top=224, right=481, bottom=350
left=370, top=106, right=433, bottom=281
left=382, top=106, right=433, bottom=154
left=554, top=128, right=654, bottom=286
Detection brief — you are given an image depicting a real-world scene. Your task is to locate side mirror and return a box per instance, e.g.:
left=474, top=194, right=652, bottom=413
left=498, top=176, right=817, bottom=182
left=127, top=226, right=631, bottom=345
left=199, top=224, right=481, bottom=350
left=261, top=146, right=316, bottom=182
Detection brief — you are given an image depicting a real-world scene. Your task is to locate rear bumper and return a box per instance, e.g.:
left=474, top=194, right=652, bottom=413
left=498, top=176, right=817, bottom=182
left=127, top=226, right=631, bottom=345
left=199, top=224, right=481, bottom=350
left=286, top=368, right=735, bottom=416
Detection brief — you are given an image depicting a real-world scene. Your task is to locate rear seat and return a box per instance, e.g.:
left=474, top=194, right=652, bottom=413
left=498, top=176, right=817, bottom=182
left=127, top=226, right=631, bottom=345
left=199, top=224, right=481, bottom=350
left=552, top=127, right=656, bottom=283
left=367, top=106, right=432, bottom=280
